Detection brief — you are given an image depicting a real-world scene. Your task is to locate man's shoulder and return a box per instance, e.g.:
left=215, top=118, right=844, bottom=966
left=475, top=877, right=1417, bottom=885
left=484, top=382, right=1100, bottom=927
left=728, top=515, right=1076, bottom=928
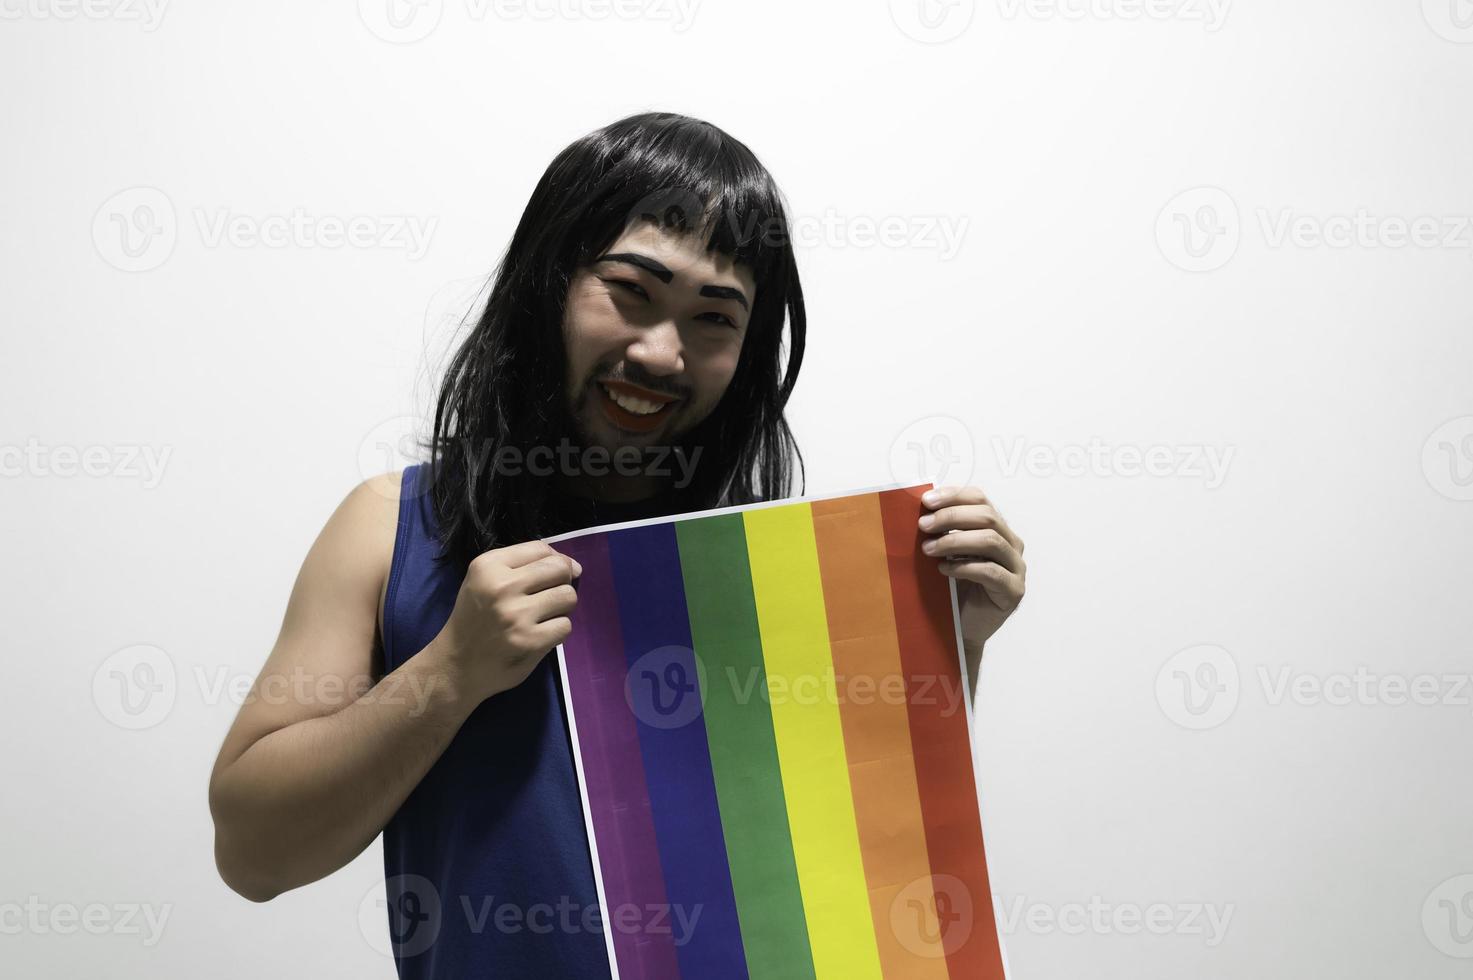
left=357, top=468, right=407, bottom=505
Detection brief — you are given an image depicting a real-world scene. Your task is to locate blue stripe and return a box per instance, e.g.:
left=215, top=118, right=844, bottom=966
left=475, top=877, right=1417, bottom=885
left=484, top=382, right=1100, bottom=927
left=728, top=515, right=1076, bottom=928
left=607, top=522, right=749, bottom=979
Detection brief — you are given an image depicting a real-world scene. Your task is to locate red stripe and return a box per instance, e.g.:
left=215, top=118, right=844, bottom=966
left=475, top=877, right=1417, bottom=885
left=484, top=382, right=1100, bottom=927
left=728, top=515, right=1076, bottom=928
left=878, top=486, right=1006, bottom=980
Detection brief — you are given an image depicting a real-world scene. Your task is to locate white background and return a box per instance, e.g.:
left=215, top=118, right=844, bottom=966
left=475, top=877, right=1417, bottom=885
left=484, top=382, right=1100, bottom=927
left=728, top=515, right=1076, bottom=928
left=4, top=1, right=1473, bottom=977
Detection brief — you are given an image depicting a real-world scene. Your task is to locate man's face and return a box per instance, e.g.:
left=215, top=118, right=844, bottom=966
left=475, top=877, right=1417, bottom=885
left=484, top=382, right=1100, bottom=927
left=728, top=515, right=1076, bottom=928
left=562, top=220, right=756, bottom=452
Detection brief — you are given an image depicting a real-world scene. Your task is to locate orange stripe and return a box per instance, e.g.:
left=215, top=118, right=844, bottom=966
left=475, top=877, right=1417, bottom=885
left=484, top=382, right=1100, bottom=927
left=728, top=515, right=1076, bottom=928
left=811, top=494, right=953, bottom=980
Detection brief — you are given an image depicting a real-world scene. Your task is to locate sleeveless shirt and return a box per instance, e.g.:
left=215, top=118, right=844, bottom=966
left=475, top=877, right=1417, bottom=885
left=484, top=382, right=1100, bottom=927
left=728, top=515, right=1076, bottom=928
left=379, top=463, right=689, bottom=978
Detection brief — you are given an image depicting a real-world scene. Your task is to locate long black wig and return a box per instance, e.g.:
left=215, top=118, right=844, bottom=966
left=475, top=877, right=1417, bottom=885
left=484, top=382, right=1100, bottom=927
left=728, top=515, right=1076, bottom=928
left=427, top=111, right=807, bottom=567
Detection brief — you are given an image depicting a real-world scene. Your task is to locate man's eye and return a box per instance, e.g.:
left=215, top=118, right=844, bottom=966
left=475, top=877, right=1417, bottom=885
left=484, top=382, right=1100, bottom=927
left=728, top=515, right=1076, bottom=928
left=610, top=280, right=648, bottom=299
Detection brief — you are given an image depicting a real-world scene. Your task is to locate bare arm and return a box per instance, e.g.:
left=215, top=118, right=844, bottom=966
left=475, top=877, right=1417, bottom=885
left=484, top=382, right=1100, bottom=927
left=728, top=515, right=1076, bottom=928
left=965, top=641, right=983, bottom=705
left=208, top=472, right=582, bottom=902
left=208, top=472, right=473, bottom=900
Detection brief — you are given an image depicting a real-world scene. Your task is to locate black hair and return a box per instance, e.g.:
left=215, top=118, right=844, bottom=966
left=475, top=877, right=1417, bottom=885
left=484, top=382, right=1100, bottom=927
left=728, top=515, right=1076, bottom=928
left=426, top=111, right=806, bottom=567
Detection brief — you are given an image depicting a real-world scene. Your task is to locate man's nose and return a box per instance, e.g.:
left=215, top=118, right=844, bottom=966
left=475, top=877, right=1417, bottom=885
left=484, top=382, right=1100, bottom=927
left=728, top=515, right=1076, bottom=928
left=625, top=320, right=685, bottom=376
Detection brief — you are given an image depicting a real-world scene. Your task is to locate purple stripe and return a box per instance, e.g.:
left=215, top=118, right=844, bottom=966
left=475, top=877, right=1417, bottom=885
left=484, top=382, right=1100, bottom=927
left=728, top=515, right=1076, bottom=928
left=560, top=535, right=682, bottom=979
left=607, top=523, right=750, bottom=980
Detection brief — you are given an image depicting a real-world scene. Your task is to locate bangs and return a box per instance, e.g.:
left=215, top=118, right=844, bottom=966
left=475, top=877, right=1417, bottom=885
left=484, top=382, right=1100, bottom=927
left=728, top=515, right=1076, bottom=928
left=571, top=116, right=791, bottom=293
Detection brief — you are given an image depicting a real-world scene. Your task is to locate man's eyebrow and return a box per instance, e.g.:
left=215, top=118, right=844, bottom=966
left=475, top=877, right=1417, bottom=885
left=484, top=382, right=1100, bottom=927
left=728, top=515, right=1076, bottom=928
left=597, top=251, right=751, bottom=311
left=595, top=252, right=673, bottom=284
left=700, top=284, right=749, bottom=312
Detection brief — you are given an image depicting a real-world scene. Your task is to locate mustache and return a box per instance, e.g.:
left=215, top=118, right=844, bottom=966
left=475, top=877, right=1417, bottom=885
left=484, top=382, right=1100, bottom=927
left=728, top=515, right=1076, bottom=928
left=592, top=368, right=689, bottom=400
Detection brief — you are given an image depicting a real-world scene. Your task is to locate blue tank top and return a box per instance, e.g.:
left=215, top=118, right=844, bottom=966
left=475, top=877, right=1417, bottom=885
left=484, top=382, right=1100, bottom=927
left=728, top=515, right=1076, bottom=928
left=379, top=463, right=690, bottom=978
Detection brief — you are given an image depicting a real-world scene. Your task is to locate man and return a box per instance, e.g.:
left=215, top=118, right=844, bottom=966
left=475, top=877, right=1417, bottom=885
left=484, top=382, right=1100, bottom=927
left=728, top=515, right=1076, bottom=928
left=208, top=112, right=1026, bottom=977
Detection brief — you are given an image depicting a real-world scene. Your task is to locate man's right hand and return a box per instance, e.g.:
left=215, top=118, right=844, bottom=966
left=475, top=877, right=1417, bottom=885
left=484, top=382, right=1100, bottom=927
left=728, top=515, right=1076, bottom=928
left=432, top=541, right=583, bottom=704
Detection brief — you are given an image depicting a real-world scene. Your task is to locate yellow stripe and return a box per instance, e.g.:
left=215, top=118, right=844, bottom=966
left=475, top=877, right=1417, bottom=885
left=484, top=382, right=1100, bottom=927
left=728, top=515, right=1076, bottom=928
left=744, top=503, right=884, bottom=980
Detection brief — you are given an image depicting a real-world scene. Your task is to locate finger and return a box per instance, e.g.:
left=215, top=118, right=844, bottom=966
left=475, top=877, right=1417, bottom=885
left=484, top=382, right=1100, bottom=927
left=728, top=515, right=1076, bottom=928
left=489, top=540, right=560, bottom=569
left=940, top=561, right=1025, bottom=608
left=923, top=529, right=1025, bottom=574
left=922, top=485, right=989, bottom=510
left=920, top=504, right=1022, bottom=551
left=494, top=541, right=582, bottom=576
left=527, top=616, right=573, bottom=650
left=513, top=553, right=581, bottom=593
left=524, top=582, right=578, bottom=623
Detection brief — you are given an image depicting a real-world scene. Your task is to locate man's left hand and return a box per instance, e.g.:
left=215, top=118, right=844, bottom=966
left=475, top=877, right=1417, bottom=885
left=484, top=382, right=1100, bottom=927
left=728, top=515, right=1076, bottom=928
left=917, top=485, right=1026, bottom=653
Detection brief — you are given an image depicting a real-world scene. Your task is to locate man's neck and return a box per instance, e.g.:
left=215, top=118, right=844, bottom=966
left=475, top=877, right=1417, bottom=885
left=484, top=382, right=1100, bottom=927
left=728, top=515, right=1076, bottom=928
left=552, top=470, right=670, bottom=505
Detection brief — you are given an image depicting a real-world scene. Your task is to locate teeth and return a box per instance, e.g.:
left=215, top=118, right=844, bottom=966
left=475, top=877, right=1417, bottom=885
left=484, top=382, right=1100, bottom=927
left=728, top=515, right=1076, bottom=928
left=603, top=384, right=665, bottom=416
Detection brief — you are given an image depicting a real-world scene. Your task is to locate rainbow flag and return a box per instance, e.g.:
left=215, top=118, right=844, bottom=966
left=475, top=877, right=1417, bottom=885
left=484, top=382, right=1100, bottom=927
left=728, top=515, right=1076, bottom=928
left=552, top=485, right=1007, bottom=980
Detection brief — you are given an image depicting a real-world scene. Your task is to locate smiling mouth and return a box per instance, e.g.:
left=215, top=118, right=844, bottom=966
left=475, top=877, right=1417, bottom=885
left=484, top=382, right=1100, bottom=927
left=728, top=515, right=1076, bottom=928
left=596, top=380, right=680, bottom=434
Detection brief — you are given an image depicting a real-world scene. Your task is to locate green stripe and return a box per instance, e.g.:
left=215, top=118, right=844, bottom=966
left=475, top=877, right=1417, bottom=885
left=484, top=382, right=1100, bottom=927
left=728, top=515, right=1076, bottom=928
left=676, top=514, right=817, bottom=980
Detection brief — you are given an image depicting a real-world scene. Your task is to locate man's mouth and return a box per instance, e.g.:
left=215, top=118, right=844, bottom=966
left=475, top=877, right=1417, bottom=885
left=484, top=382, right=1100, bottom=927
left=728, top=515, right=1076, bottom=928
left=596, top=379, right=680, bottom=434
